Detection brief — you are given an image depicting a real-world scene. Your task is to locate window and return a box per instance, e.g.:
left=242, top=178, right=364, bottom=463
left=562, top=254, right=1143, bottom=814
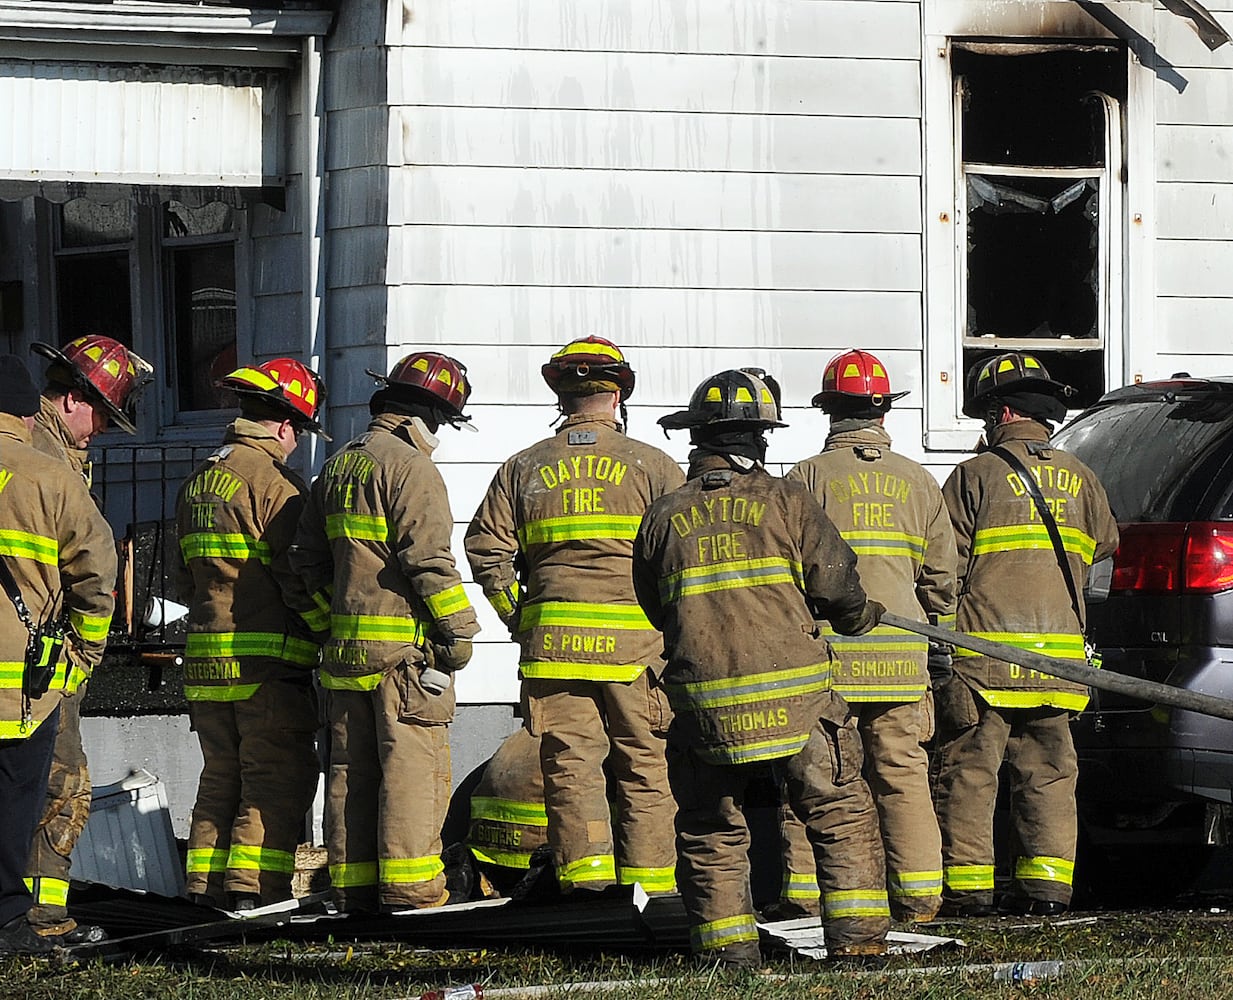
left=954, top=47, right=1125, bottom=412
left=51, top=196, right=246, bottom=426
left=922, top=36, right=1144, bottom=450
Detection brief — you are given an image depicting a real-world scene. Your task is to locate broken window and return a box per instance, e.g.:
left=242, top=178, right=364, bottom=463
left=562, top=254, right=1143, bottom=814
left=955, top=46, right=1126, bottom=411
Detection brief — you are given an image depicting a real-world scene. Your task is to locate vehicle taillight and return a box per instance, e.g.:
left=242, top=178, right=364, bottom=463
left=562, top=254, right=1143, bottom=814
left=1110, top=523, right=1185, bottom=593
left=1110, top=522, right=1233, bottom=595
left=1184, top=523, right=1233, bottom=594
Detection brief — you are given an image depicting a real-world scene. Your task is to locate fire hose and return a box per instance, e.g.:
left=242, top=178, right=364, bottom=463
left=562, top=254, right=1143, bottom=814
left=879, top=611, right=1233, bottom=723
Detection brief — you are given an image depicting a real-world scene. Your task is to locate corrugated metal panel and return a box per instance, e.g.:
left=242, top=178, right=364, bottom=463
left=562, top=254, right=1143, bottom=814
left=0, top=61, right=282, bottom=185
left=72, top=769, right=185, bottom=898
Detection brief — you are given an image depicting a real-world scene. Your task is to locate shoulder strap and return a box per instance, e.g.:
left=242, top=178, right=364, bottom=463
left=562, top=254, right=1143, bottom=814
left=989, top=445, right=1085, bottom=630
left=0, top=556, right=35, bottom=636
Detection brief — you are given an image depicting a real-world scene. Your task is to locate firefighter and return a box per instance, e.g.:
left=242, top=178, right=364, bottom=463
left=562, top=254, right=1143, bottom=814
left=632, top=369, right=889, bottom=967
left=773, top=350, right=957, bottom=924
left=287, top=352, right=480, bottom=913
left=464, top=336, right=683, bottom=897
left=23, top=335, right=151, bottom=945
left=174, top=359, right=329, bottom=910
left=934, top=352, right=1118, bottom=917
left=463, top=728, right=548, bottom=897
left=0, top=355, right=116, bottom=954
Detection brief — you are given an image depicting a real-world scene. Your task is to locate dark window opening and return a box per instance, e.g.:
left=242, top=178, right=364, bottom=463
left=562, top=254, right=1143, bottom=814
left=56, top=253, right=133, bottom=347
left=955, top=45, right=1126, bottom=415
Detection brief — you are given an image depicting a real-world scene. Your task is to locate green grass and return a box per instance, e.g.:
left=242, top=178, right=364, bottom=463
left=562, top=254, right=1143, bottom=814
left=10, top=910, right=1233, bottom=1000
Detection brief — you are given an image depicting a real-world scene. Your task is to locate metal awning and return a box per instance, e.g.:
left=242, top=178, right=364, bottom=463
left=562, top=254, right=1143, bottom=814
left=1159, top=0, right=1231, bottom=49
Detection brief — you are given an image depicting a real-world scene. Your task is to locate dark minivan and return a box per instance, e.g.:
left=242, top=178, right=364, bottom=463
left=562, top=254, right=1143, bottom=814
left=1051, top=377, right=1233, bottom=897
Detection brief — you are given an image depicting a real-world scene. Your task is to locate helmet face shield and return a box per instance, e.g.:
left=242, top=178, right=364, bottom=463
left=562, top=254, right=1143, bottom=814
left=659, top=369, right=788, bottom=432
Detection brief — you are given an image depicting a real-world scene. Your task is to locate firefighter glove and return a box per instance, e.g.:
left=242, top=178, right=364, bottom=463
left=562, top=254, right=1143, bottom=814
left=927, top=642, right=953, bottom=682
left=834, top=599, right=885, bottom=636
left=429, top=637, right=473, bottom=673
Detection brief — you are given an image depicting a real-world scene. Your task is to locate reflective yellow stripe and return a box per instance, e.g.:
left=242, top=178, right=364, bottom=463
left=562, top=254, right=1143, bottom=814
left=519, top=514, right=642, bottom=546
left=0, top=659, right=71, bottom=694
left=24, top=876, right=69, bottom=908
left=325, top=512, right=388, bottom=542
left=842, top=530, right=926, bottom=560
left=692, top=913, right=759, bottom=951
left=180, top=532, right=272, bottom=564
left=300, top=606, right=329, bottom=632
left=0, top=717, right=49, bottom=738
left=186, top=848, right=229, bottom=874
left=782, top=871, right=820, bottom=900
left=822, top=623, right=927, bottom=652
left=226, top=845, right=297, bottom=874
left=186, top=632, right=318, bottom=667
left=944, top=864, right=995, bottom=891
left=618, top=865, right=676, bottom=893
left=0, top=530, right=58, bottom=565
left=834, top=684, right=927, bottom=703
left=424, top=584, right=473, bottom=620
left=1015, top=855, right=1074, bottom=886
left=68, top=610, right=111, bottom=643
left=667, top=662, right=829, bottom=710
left=380, top=855, right=445, bottom=885
left=954, top=631, right=1086, bottom=660
left=702, top=733, right=811, bottom=765
left=979, top=689, right=1091, bottom=711
left=823, top=888, right=891, bottom=919
left=937, top=612, right=957, bottom=627
left=470, top=796, right=548, bottom=827
left=185, top=683, right=262, bottom=702
left=520, top=660, right=646, bottom=682
left=487, top=584, right=519, bottom=619
left=312, top=589, right=332, bottom=614
left=319, top=670, right=383, bottom=691
left=330, top=861, right=378, bottom=888
left=518, top=601, right=653, bottom=631
left=557, top=854, right=616, bottom=886
left=659, top=556, right=804, bottom=603
left=972, top=523, right=1097, bottom=563
left=469, top=845, right=536, bottom=869
left=888, top=870, right=943, bottom=898
left=331, top=614, right=425, bottom=644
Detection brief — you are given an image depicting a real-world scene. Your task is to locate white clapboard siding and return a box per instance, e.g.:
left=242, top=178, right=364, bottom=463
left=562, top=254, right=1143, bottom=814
left=1157, top=183, right=1233, bottom=240
left=383, top=286, right=923, bottom=349
left=389, top=50, right=920, bottom=117
left=1157, top=238, right=1233, bottom=297
left=1157, top=124, right=1233, bottom=182
left=1155, top=297, right=1233, bottom=354
left=1156, top=68, right=1233, bottom=124
left=391, top=167, right=922, bottom=233
left=1155, top=10, right=1233, bottom=66
left=399, top=0, right=921, bottom=60
left=381, top=227, right=921, bottom=290
left=398, top=107, right=922, bottom=174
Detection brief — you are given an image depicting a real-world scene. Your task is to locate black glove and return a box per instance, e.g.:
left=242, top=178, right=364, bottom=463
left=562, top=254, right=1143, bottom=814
left=834, top=599, right=885, bottom=636
left=927, top=641, right=953, bottom=683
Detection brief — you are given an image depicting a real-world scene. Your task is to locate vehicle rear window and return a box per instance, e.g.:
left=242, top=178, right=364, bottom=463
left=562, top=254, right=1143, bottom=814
left=1052, top=394, right=1233, bottom=522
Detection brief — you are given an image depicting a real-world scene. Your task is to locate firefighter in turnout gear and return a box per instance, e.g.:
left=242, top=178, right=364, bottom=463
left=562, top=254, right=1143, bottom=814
left=465, top=336, right=682, bottom=896
left=0, top=355, right=116, bottom=955
left=175, top=359, right=328, bottom=910
left=24, top=335, right=150, bottom=944
left=632, top=369, right=890, bottom=967
left=775, top=350, right=956, bottom=923
left=288, top=351, right=480, bottom=912
left=934, top=352, right=1118, bottom=916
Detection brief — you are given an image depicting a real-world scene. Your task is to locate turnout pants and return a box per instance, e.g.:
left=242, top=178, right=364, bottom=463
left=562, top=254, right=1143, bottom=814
left=523, top=670, right=676, bottom=894
left=777, top=697, right=943, bottom=921
left=669, top=702, right=889, bottom=964
left=24, top=688, right=90, bottom=931
left=325, top=673, right=452, bottom=911
left=185, top=679, right=319, bottom=903
left=931, top=677, right=1078, bottom=907
left=2, top=707, right=59, bottom=927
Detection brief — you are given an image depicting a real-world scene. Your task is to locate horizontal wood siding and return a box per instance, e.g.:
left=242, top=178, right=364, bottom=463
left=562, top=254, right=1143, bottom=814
left=379, top=1, right=926, bottom=697
left=1155, top=3, right=1233, bottom=375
